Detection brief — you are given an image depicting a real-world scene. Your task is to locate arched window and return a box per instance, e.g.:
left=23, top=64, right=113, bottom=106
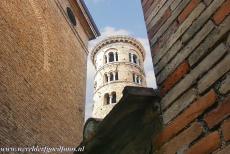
left=108, top=52, right=114, bottom=62
left=115, top=52, right=118, bottom=61
left=132, top=73, right=142, bottom=84
left=104, top=93, right=110, bottom=105
left=110, top=72, right=114, bottom=81
left=133, top=54, right=137, bottom=64
left=105, top=74, right=108, bottom=83
left=111, top=92, right=116, bottom=103
left=104, top=55, right=107, bottom=63
left=115, top=72, right=118, bottom=80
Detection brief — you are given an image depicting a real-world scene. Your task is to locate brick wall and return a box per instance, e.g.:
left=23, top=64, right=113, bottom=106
left=0, top=0, right=94, bottom=148
left=141, top=0, right=230, bottom=153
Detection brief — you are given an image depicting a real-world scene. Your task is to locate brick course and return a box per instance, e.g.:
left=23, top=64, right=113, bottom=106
left=198, top=53, right=230, bottom=93
left=153, top=2, right=205, bottom=65
left=158, top=122, right=203, bottom=154
left=156, top=90, right=217, bottom=146
left=204, top=96, right=230, bottom=128
left=222, top=118, right=230, bottom=141
left=178, top=0, right=200, bottom=23
left=141, top=0, right=230, bottom=153
left=182, top=0, right=226, bottom=43
left=213, top=0, right=230, bottom=24
left=163, top=88, right=197, bottom=124
left=0, top=0, right=96, bottom=147
left=156, top=20, right=214, bottom=84
left=219, top=73, right=230, bottom=94
left=161, top=41, right=226, bottom=108
left=148, top=8, right=172, bottom=39
left=188, top=17, right=230, bottom=67
left=161, top=60, right=190, bottom=96
left=214, top=145, right=230, bottom=154
left=186, top=131, right=221, bottom=154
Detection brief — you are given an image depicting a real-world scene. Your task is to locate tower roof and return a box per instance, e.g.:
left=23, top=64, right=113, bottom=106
left=91, top=35, right=146, bottom=65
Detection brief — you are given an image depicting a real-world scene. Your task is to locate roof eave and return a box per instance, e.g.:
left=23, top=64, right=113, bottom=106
left=78, top=0, right=100, bottom=40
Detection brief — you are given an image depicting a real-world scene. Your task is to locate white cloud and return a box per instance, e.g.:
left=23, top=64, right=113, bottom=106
left=85, top=27, right=157, bottom=120
left=88, top=26, right=131, bottom=51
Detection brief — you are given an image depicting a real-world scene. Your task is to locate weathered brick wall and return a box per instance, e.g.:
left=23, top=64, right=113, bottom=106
left=141, top=0, right=230, bottom=153
left=0, top=0, right=91, bottom=149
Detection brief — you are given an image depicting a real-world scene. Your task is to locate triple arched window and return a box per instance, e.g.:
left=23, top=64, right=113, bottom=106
left=104, top=92, right=117, bottom=105
left=132, top=73, right=142, bottom=84
left=105, top=72, right=118, bottom=83
left=105, top=51, right=118, bottom=64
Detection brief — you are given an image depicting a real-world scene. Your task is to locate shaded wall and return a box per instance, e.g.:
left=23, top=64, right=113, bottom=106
left=0, top=0, right=92, bottom=147
left=141, top=0, right=230, bottom=153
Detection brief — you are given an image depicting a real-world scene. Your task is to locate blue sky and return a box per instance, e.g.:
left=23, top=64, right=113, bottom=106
left=84, top=0, right=157, bottom=119
left=85, top=0, right=147, bottom=38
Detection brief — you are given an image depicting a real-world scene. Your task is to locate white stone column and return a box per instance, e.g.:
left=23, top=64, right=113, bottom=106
left=109, top=95, right=112, bottom=104
left=113, top=52, right=116, bottom=62
left=113, top=72, right=116, bottom=81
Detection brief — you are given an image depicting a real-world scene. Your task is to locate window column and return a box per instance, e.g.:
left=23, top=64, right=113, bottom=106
left=131, top=54, right=134, bottom=63
left=109, top=95, right=112, bottom=104
left=113, top=72, right=116, bottom=81
left=107, top=54, right=109, bottom=63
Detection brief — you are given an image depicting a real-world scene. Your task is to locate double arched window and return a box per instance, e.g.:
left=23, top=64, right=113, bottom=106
left=132, top=73, right=142, bottom=84
left=105, top=50, right=118, bottom=64
left=104, top=92, right=117, bottom=105
left=105, top=71, right=118, bottom=83
left=129, top=52, right=140, bottom=65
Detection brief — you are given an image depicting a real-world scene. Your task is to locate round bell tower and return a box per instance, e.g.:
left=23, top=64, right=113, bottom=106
left=91, top=35, right=147, bottom=119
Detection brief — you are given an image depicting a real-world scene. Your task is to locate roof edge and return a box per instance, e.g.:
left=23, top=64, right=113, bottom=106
left=78, top=0, right=100, bottom=39
left=91, top=35, right=146, bottom=65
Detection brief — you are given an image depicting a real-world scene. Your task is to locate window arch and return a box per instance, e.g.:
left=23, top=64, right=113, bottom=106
left=111, top=92, right=116, bottom=103
left=105, top=71, right=119, bottom=83
left=129, top=52, right=139, bottom=65
left=132, top=73, right=142, bottom=84
left=108, top=52, right=114, bottom=62
left=104, top=93, right=110, bottom=105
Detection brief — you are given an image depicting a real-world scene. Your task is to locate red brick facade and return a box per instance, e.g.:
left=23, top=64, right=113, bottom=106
left=0, top=0, right=98, bottom=148
left=141, top=0, right=230, bottom=153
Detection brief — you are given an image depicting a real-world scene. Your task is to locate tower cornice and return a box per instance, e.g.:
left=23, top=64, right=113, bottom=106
left=91, top=35, right=146, bottom=65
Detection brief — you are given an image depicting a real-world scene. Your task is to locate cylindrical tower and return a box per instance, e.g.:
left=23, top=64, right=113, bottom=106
left=91, top=35, right=147, bottom=119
